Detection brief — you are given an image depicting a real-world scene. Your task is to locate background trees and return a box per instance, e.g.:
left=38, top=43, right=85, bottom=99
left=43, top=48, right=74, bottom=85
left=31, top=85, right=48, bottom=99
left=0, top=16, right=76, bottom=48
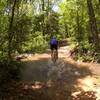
left=0, top=0, right=99, bottom=62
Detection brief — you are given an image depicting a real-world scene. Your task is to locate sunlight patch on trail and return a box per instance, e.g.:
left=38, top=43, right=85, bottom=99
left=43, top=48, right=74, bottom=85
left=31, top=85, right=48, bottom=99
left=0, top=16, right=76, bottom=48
left=47, top=58, right=100, bottom=99
left=77, top=76, right=100, bottom=100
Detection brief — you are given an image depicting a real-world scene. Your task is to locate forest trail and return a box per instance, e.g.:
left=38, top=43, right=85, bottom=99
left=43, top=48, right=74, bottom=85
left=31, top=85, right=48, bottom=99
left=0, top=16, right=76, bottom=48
left=19, top=46, right=100, bottom=99
left=21, top=46, right=71, bottom=81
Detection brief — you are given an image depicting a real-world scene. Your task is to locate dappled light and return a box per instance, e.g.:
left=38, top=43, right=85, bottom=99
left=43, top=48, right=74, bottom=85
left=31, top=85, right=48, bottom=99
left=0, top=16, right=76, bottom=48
left=0, top=46, right=99, bottom=99
left=77, top=76, right=96, bottom=91
left=1, top=46, right=96, bottom=99
left=0, top=0, right=100, bottom=99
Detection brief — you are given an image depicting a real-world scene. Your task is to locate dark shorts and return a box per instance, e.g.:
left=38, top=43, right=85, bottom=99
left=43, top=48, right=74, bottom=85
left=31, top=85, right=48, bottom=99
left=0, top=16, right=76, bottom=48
left=50, top=44, right=58, bottom=50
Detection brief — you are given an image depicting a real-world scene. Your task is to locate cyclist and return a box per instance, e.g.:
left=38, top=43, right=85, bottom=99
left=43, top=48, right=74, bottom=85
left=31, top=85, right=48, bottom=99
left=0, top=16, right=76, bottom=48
left=50, top=36, right=58, bottom=60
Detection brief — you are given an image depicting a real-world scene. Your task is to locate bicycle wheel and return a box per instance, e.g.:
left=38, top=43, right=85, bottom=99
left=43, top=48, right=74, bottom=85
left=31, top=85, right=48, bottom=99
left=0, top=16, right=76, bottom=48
left=52, top=50, right=58, bottom=63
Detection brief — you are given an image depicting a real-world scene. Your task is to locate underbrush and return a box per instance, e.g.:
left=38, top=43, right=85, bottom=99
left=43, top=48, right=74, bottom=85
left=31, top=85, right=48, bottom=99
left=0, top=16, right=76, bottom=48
left=70, top=40, right=100, bottom=63
left=22, top=32, right=48, bottom=54
left=0, top=59, right=23, bottom=84
left=0, top=58, right=23, bottom=98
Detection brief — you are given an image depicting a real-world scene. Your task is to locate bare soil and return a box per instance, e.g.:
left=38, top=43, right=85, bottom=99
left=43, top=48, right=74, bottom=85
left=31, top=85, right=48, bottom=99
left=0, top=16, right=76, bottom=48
left=1, top=46, right=100, bottom=100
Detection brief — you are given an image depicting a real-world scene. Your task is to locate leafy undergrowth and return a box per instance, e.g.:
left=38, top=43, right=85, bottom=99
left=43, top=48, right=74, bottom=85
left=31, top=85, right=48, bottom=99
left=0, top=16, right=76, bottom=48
left=69, top=42, right=100, bottom=63
left=0, top=81, right=97, bottom=100
left=0, top=59, right=23, bottom=99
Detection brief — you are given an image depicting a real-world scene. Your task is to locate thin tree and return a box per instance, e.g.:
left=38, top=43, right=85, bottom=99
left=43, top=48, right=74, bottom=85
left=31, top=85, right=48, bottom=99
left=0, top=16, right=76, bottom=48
left=87, top=0, right=100, bottom=52
left=8, top=0, right=17, bottom=59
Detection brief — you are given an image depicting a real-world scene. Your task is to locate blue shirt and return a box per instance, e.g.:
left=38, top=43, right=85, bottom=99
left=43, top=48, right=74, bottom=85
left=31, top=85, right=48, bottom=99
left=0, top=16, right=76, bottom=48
left=50, top=38, right=58, bottom=45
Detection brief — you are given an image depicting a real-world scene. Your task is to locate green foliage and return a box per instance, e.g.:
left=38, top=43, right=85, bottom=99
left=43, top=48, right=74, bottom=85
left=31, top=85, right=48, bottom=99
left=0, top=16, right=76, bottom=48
left=56, top=34, right=63, bottom=41
left=32, top=14, right=44, bottom=32
left=45, top=11, right=60, bottom=36
left=70, top=40, right=99, bottom=62
left=22, top=32, right=48, bottom=53
left=59, top=0, right=100, bottom=62
left=0, top=0, right=99, bottom=62
left=12, top=15, right=32, bottom=53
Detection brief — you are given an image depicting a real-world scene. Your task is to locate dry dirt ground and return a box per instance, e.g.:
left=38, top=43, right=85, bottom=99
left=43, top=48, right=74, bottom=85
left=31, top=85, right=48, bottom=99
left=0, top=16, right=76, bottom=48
left=2, top=46, right=100, bottom=100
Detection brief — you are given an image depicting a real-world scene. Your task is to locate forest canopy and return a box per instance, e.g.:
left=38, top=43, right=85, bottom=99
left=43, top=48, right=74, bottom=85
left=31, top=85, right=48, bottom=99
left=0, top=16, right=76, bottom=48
left=0, top=0, right=100, bottom=62
left=0, top=1, right=100, bottom=99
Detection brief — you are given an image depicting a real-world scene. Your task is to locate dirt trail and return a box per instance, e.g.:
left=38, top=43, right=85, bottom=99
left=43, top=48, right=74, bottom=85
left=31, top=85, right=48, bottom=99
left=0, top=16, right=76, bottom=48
left=21, top=46, right=74, bottom=82
left=20, top=46, right=100, bottom=99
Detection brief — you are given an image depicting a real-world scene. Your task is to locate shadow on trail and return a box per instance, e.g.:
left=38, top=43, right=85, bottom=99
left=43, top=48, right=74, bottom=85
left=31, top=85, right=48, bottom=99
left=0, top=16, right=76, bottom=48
left=21, top=57, right=92, bottom=90
left=1, top=57, right=96, bottom=100
left=17, top=57, right=96, bottom=100
left=21, top=58, right=50, bottom=82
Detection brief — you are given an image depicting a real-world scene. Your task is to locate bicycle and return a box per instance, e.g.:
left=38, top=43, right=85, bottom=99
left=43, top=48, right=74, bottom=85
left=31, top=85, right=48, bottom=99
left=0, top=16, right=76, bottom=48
left=52, top=49, right=58, bottom=63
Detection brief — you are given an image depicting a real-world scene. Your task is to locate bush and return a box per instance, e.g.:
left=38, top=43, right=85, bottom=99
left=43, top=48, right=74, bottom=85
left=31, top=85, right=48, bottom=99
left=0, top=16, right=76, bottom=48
left=70, top=40, right=100, bottom=62
left=0, top=60, right=22, bottom=84
left=22, top=32, right=48, bottom=53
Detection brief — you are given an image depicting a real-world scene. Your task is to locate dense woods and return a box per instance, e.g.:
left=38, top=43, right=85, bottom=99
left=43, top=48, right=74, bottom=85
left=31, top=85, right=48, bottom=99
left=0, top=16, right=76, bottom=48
left=0, top=0, right=100, bottom=99
left=0, top=0, right=99, bottom=62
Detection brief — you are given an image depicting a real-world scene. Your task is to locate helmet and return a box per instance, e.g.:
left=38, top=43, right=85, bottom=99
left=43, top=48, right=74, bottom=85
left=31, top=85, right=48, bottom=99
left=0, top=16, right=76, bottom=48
left=52, top=36, right=56, bottom=39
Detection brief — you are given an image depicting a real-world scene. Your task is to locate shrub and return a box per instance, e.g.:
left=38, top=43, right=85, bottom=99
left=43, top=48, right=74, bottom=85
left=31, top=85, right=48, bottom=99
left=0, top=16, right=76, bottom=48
left=0, top=60, right=22, bottom=84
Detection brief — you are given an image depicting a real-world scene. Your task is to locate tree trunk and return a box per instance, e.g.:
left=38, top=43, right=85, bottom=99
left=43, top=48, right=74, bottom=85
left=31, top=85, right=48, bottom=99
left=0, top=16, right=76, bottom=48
left=42, top=0, right=45, bottom=35
left=76, top=9, right=83, bottom=42
left=87, top=0, right=100, bottom=52
left=8, top=0, right=17, bottom=60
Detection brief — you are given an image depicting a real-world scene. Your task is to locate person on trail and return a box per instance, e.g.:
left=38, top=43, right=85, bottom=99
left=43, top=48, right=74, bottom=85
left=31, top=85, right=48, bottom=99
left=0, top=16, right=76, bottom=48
left=50, top=36, right=58, bottom=59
